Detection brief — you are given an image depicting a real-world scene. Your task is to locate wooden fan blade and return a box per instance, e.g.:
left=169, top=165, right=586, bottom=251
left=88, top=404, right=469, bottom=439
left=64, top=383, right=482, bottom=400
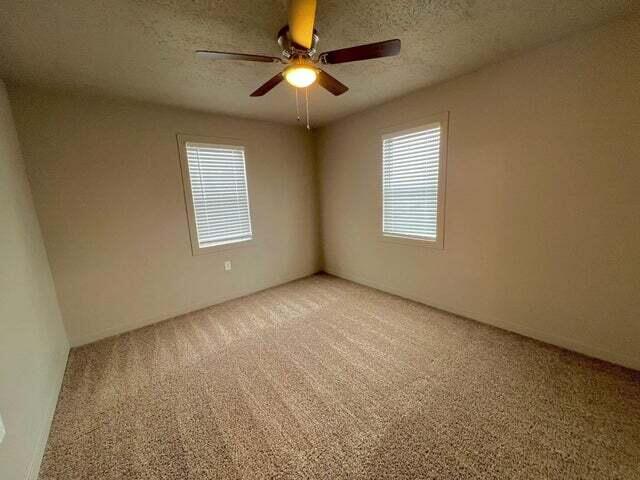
left=288, top=0, right=316, bottom=49
left=319, top=39, right=401, bottom=65
left=317, top=70, right=348, bottom=96
left=250, top=72, right=285, bottom=97
left=196, top=50, right=283, bottom=64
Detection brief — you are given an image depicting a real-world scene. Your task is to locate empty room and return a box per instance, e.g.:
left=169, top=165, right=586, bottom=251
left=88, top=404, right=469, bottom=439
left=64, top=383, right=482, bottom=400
left=1, top=1, right=639, bottom=479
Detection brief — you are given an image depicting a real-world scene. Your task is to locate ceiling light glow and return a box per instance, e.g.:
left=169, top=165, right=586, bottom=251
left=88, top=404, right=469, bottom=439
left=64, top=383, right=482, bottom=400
left=284, top=65, right=317, bottom=88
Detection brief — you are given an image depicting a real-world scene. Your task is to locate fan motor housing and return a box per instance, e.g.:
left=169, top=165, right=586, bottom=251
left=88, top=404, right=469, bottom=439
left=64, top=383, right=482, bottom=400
left=278, top=25, right=319, bottom=59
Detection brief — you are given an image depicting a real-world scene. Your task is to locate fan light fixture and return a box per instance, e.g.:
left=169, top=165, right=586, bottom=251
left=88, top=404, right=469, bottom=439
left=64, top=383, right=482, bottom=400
left=195, top=0, right=403, bottom=116
left=284, top=65, right=317, bottom=88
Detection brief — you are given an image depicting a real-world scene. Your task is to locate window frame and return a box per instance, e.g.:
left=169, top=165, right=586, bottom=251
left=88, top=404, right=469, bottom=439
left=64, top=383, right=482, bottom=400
left=177, top=134, right=255, bottom=256
left=378, top=111, right=449, bottom=249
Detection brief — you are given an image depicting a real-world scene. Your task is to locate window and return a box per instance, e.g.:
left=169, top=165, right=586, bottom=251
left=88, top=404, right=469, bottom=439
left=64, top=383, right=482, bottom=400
left=382, top=114, right=447, bottom=247
left=178, top=135, right=253, bottom=254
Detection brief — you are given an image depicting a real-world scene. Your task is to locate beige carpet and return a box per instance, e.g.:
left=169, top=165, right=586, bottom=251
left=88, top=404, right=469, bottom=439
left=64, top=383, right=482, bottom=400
left=40, top=274, right=640, bottom=479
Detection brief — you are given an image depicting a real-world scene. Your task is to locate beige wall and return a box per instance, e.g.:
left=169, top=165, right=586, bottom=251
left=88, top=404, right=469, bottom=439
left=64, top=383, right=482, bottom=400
left=317, top=17, right=640, bottom=370
left=8, top=90, right=321, bottom=346
left=0, top=80, right=69, bottom=479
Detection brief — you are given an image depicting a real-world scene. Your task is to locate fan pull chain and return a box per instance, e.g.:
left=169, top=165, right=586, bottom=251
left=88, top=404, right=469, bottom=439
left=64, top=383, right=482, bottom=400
left=305, top=87, right=310, bottom=130
left=295, top=88, right=301, bottom=123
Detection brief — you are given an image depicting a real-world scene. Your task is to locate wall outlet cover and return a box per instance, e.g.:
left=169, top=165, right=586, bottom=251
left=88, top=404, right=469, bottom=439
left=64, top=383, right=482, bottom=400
left=224, top=261, right=232, bottom=271
left=0, top=413, right=5, bottom=444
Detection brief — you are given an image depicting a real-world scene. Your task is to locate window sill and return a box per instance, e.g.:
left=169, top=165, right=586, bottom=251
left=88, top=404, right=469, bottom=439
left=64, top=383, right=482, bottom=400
left=192, top=237, right=254, bottom=256
left=379, top=233, right=443, bottom=249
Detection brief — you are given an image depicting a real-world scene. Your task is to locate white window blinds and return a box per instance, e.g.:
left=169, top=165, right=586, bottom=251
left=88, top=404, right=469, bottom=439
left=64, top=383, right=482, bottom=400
left=185, top=142, right=252, bottom=248
left=383, top=125, right=442, bottom=241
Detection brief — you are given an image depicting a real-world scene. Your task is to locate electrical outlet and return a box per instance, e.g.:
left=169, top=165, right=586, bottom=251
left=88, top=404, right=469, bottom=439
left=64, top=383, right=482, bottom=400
left=0, top=412, right=5, bottom=444
left=224, top=261, right=232, bottom=271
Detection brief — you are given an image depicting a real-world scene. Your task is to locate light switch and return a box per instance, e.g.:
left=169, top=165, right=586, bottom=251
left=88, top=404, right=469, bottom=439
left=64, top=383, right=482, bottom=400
left=224, top=260, right=232, bottom=271
left=0, top=412, right=5, bottom=444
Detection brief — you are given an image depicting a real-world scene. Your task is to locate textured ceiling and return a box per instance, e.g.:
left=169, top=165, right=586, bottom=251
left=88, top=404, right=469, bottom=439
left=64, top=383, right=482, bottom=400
left=0, top=0, right=636, bottom=125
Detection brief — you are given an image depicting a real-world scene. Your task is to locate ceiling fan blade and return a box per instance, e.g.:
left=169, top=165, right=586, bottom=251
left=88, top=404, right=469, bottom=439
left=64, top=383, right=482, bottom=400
left=196, top=50, right=283, bottom=64
left=250, top=72, right=284, bottom=97
left=317, top=70, right=348, bottom=96
left=319, top=39, right=401, bottom=65
left=288, top=0, right=316, bottom=49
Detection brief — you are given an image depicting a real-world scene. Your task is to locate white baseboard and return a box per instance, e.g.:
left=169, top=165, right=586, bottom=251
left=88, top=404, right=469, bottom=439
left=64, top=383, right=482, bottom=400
left=25, top=344, right=70, bottom=480
left=324, top=268, right=640, bottom=372
left=70, top=269, right=322, bottom=347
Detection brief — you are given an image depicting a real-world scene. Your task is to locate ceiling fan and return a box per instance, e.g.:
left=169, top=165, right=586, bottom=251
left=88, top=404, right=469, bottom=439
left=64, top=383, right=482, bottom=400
left=195, top=0, right=401, bottom=98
